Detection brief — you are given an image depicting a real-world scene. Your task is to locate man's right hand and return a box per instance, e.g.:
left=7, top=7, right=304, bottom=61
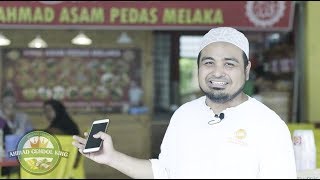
left=73, top=131, right=154, bottom=179
left=72, top=131, right=116, bottom=166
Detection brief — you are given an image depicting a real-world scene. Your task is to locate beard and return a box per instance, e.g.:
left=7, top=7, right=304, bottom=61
left=200, top=82, right=245, bottom=104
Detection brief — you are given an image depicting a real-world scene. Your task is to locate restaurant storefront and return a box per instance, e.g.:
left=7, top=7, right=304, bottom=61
left=0, top=1, right=299, bottom=178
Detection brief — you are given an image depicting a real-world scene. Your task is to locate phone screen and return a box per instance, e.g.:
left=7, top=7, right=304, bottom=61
left=85, top=122, right=109, bottom=149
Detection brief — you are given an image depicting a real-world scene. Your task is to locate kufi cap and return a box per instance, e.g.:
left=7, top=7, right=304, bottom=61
left=199, top=27, right=249, bottom=59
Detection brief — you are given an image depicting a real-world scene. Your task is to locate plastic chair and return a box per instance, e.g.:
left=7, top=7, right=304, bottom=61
left=20, top=135, right=78, bottom=179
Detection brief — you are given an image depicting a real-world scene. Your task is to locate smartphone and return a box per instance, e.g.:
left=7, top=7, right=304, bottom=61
left=83, top=119, right=110, bottom=153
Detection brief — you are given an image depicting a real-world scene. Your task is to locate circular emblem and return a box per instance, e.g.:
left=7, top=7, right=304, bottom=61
left=17, top=131, right=61, bottom=175
left=235, top=129, right=247, bottom=140
left=293, top=136, right=302, bottom=145
left=245, top=1, right=286, bottom=27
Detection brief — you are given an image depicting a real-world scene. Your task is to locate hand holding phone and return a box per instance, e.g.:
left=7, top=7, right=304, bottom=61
left=83, top=119, right=109, bottom=154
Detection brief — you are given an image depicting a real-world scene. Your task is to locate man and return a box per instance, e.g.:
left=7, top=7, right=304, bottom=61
left=72, top=27, right=297, bottom=178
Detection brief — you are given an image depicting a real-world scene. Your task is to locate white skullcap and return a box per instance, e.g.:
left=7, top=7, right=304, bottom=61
left=199, top=27, right=249, bottom=59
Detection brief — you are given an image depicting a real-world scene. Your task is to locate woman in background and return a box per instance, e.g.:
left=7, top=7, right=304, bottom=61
left=43, top=99, right=83, bottom=178
left=43, top=99, right=79, bottom=135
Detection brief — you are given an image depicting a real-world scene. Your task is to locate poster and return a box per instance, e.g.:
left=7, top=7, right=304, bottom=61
left=2, top=48, right=142, bottom=113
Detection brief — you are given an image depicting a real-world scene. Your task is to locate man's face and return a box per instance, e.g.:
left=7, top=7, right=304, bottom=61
left=198, top=42, right=251, bottom=103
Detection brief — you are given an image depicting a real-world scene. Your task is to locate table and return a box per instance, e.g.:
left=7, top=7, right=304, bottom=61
left=0, top=158, right=20, bottom=178
left=0, top=158, right=19, bottom=167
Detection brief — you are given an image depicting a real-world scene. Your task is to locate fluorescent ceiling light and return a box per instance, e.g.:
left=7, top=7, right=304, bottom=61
left=117, top=32, right=132, bottom=44
left=71, top=32, right=92, bottom=45
left=0, top=33, right=11, bottom=46
left=28, top=35, right=48, bottom=48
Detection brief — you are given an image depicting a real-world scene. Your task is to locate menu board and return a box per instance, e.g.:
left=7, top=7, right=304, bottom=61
left=2, top=48, right=142, bottom=112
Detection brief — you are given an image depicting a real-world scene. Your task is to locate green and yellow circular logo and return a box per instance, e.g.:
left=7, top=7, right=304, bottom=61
left=14, top=131, right=66, bottom=175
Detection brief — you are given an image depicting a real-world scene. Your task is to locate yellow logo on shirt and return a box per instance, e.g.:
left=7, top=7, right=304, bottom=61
left=235, top=129, right=247, bottom=140
left=227, top=129, right=248, bottom=146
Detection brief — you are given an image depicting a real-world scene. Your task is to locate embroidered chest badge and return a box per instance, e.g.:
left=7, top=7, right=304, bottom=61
left=235, top=129, right=247, bottom=140
left=228, top=129, right=248, bottom=146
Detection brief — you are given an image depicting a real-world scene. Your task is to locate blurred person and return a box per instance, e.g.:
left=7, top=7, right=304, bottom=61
left=0, top=116, right=10, bottom=158
left=0, top=117, right=14, bottom=178
left=73, top=27, right=296, bottom=178
left=0, top=95, right=33, bottom=177
left=43, top=99, right=80, bottom=135
left=42, top=99, right=82, bottom=174
left=0, top=95, right=33, bottom=135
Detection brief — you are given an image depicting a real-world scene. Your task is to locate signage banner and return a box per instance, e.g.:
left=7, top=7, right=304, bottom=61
left=0, top=1, right=294, bottom=31
left=2, top=48, right=142, bottom=113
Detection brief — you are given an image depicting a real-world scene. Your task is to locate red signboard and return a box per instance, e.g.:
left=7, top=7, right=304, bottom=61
left=0, top=1, right=294, bottom=31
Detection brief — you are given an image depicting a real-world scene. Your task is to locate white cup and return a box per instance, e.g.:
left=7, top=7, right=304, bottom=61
left=293, top=130, right=317, bottom=171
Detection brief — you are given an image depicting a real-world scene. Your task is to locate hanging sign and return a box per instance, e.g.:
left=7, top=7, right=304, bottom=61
left=0, top=1, right=294, bottom=31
